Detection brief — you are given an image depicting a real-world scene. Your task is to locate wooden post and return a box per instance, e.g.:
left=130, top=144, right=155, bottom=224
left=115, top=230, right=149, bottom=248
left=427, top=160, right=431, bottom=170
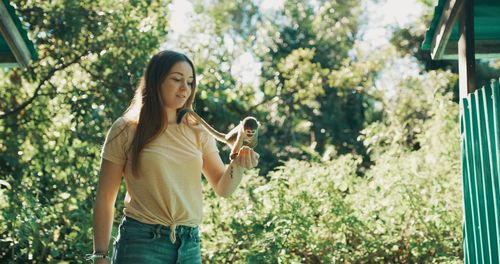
left=458, top=0, right=476, bottom=99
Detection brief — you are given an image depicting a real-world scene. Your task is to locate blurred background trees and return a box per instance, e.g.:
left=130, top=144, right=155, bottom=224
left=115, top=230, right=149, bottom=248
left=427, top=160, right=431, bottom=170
left=1, top=0, right=499, bottom=262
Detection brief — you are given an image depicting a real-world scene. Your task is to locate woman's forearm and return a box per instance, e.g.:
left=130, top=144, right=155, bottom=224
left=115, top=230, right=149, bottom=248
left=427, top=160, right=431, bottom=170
left=213, top=146, right=259, bottom=198
left=92, top=199, right=115, bottom=254
left=215, top=160, right=245, bottom=198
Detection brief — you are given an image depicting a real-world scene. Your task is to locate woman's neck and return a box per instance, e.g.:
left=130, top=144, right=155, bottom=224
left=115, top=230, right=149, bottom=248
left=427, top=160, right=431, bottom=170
left=165, top=108, right=177, bottom=125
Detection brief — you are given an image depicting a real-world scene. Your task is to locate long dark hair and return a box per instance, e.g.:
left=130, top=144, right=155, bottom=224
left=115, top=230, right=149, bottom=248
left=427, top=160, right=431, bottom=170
left=123, top=50, right=197, bottom=178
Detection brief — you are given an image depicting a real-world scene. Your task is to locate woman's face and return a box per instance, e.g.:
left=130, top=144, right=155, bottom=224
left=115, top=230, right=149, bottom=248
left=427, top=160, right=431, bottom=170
left=161, top=61, right=194, bottom=111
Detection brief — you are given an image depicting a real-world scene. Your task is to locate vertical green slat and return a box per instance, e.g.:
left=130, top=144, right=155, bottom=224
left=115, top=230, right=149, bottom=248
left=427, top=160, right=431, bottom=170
left=482, top=82, right=500, bottom=263
left=469, top=93, right=487, bottom=263
left=461, top=99, right=476, bottom=264
left=491, top=79, right=500, bottom=264
left=476, top=87, right=497, bottom=262
left=463, top=97, right=482, bottom=263
left=463, top=227, right=470, bottom=264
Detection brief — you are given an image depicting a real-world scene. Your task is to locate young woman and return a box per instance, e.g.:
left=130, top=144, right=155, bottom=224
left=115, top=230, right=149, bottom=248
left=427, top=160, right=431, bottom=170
left=88, top=50, right=259, bottom=264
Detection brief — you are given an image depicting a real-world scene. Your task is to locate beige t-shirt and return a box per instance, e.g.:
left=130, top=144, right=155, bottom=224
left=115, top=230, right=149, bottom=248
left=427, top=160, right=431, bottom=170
left=101, top=117, right=219, bottom=230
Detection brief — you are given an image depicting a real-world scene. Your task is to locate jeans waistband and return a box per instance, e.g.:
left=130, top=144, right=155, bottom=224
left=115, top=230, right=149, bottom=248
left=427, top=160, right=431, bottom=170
left=122, top=215, right=198, bottom=237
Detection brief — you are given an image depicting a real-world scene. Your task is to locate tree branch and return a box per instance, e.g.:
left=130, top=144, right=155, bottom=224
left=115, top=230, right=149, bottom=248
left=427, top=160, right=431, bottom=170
left=0, top=54, right=88, bottom=119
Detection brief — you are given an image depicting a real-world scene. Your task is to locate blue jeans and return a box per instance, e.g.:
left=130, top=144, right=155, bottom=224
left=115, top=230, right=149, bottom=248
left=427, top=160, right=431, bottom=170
left=111, top=216, right=201, bottom=264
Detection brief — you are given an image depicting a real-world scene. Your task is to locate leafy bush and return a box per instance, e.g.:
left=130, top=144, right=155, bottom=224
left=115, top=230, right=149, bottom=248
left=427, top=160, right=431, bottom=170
left=201, top=70, right=462, bottom=263
left=202, top=155, right=365, bottom=263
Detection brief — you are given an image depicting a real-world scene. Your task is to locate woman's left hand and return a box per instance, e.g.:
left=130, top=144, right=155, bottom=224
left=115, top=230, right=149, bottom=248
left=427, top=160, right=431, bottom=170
left=234, top=146, right=259, bottom=169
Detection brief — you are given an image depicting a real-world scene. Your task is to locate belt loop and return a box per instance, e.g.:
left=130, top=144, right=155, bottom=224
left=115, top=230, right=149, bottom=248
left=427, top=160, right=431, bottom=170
left=153, top=225, right=161, bottom=239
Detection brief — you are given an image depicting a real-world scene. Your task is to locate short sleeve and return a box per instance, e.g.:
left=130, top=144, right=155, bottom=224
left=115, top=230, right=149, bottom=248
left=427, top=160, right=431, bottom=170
left=200, top=130, right=219, bottom=158
left=101, top=117, right=131, bottom=166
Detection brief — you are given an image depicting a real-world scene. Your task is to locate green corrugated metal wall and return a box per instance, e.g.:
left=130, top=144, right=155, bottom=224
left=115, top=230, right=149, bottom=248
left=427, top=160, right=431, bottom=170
left=461, top=79, right=500, bottom=264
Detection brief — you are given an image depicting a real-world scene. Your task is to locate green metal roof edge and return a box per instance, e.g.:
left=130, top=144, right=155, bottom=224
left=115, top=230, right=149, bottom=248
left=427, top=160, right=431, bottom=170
left=422, top=0, right=447, bottom=51
left=2, top=0, right=38, bottom=60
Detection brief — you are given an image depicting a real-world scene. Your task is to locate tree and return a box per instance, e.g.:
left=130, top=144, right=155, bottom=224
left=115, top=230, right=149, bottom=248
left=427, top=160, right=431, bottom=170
left=0, top=0, right=167, bottom=261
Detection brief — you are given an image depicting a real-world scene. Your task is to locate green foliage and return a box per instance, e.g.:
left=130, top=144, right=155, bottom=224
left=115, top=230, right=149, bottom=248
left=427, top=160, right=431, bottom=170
left=194, top=0, right=260, bottom=39
left=250, top=0, right=374, bottom=172
left=201, top=73, right=463, bottom=263
left=274, top=48, right=327, bottom=139
left=202, top=156, right=364, bottom=263
left=360, top=69, right=458, bottom=156
left=349, top=74, right=462, bottom=262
